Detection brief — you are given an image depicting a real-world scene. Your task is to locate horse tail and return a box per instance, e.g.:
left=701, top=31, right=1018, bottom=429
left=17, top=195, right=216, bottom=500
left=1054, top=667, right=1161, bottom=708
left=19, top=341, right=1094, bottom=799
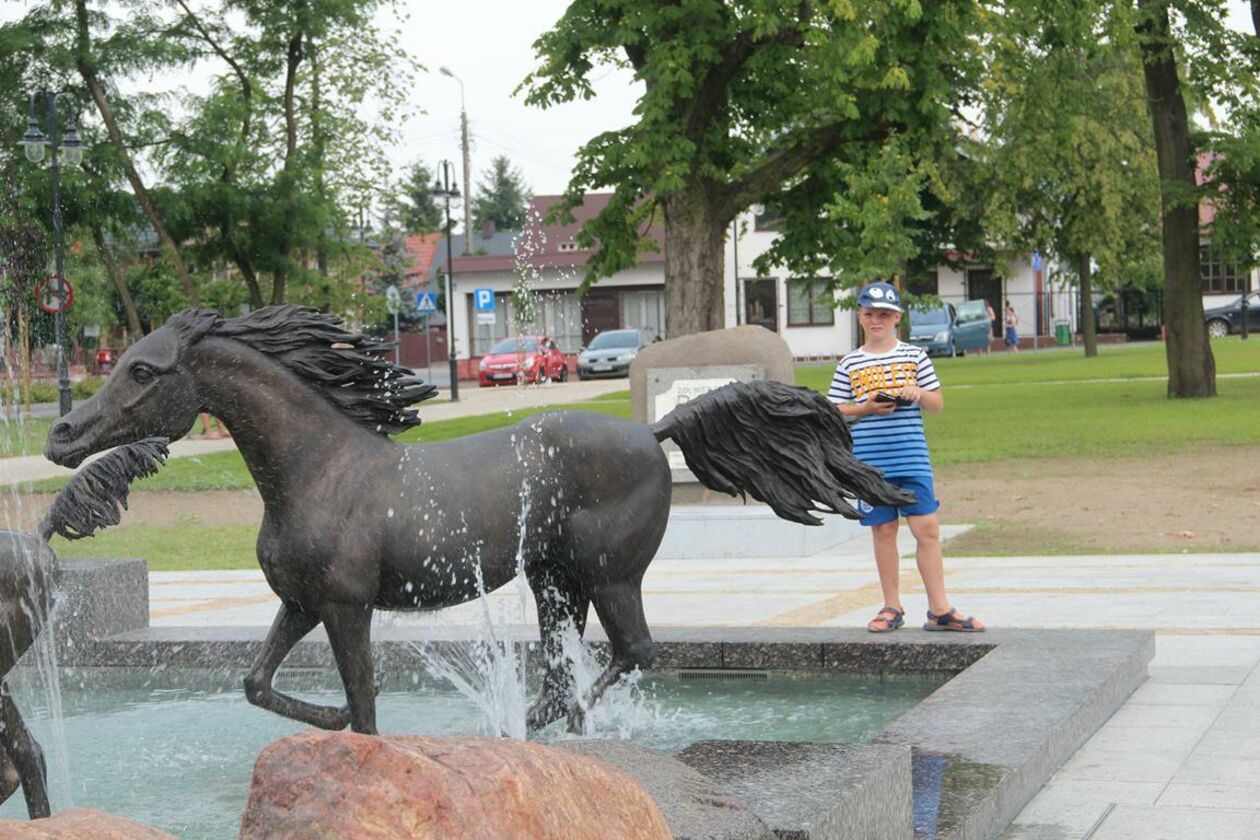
left=649, top=380, right=917, bottom=526
left=39, top=438, right=170, bottom=542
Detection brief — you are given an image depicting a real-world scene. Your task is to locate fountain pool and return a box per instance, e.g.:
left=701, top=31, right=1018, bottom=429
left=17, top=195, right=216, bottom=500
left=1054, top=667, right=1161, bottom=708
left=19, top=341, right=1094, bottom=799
left=0, top=665, right=944, bottom=838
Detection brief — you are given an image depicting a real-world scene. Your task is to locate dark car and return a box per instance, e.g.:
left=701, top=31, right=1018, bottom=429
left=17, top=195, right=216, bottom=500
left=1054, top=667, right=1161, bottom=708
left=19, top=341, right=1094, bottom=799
left=477, top=336, right=569, bottom=387
left=908, top=301, right=991, bottom=357
left=576, top=328, right=655, bottom=380
left=1205, top=291, right=1260, bottom=338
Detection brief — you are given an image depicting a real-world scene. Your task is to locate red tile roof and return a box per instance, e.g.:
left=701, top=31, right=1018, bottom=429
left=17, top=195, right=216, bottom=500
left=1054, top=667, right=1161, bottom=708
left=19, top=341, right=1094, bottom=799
left=403, top=232, right=443, bottom=290
left=449, top=194, right=665, bottom=274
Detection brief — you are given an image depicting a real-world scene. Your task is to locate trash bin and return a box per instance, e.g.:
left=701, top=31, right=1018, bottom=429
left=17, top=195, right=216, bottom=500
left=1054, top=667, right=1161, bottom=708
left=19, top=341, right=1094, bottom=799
left=1054, top=320, right=1071, bottom=346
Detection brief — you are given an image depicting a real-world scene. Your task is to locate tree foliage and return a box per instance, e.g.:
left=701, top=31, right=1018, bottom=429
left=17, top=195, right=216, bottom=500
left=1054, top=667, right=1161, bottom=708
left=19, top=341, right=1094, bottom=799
left=391, top=159, right=444, bottom=234
left=978, top=0, right=1162, bottom=356
left=523, top=0, right=984, bottom=337
left=471, top=155, right=531, bottom=232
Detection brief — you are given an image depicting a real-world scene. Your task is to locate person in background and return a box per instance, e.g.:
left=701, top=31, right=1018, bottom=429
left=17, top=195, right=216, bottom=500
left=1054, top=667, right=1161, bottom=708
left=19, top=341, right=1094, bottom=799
left=828, top=281, right=984, bottom=634
left=1003, top=301, right=1020, bottom=352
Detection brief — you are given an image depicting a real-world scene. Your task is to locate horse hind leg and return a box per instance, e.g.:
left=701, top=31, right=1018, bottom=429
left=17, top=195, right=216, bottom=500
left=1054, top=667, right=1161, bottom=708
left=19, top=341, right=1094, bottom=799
left=321, top=602, right=378, bottom=735
left=526, top=576, right=589, bottom=733
left=0, top=681, right=48, bottom=819
left=568, top=579, right=654, bottom=733
left=244, top=603, right=351, bottom=731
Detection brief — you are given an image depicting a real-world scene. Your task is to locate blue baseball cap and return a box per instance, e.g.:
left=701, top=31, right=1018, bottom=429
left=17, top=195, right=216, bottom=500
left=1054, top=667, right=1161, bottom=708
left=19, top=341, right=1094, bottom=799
left=856, top=282, right=903, bottom=313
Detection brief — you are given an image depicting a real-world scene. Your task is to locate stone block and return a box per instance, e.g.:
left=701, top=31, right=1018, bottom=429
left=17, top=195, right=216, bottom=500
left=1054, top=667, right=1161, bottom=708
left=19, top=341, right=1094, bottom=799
left=557, top=739, right=774, bottom=840
left=0, top=807, right=176, bottom=838
left=631, top=326, right=796, bottom=425
left=239, top=730, right=671, bottom=840
left=675, top=740, right=913, bottom=840
left=52, top=559, right=148, bottom=660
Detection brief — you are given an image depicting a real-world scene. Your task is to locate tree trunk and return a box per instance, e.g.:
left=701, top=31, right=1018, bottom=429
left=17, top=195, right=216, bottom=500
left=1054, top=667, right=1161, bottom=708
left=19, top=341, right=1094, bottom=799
left=270, top=29, right=305, bottom=305
left=1136, top=0, right=1216, bottom=398
left=74, top=0, right=199, bottom=307
left=662, top=191, right=728, bottom=337
left=92, top=225, right=143, bottom=340
left=16, top=307, right=31, bottom=417
left=1079, top=253, right=1098, bottom=358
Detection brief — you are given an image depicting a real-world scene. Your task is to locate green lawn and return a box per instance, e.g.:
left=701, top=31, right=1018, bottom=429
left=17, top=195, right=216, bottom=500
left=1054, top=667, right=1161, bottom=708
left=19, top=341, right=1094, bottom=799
left=0, top=416, right=54, bottom=457
left=28, top=396, right=634, bottom=493
left=52, top=522, right=259, bottom=571
left=795, top=336, right=1260, bottom=389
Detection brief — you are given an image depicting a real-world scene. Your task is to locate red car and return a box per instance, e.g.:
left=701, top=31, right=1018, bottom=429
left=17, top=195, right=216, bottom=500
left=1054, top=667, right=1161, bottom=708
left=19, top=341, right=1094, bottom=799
left=477, top=336, right=569, bottom=386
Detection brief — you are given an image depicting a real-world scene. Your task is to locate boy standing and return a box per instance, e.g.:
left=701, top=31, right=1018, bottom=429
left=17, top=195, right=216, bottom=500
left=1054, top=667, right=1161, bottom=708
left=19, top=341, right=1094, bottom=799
left=828, top=282, right=984, bottom=633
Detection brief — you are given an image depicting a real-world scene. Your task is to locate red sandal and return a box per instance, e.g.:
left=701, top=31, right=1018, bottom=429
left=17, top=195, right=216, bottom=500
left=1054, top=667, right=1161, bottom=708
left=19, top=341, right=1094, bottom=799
left=924, top=608, right=985, bottom=632
left=867, top=606, right=905, bottom=633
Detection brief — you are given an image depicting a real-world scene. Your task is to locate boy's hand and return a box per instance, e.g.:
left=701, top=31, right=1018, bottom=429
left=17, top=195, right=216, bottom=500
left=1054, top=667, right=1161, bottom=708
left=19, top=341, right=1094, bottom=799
left=899, top=384, right=923, bottom=403
left=865, top=397, right=897, bottom=415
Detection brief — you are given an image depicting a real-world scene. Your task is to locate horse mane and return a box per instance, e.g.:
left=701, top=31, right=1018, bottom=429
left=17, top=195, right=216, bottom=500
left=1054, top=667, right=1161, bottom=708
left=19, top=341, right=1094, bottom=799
left=166, top=305, right=437, bottom=435
left=40, top=438, right=169, bottom=542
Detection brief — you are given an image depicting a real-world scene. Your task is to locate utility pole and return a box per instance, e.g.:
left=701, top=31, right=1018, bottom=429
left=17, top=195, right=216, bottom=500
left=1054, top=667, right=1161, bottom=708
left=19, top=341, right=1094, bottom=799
left=441, top=67, right=473, bottom=256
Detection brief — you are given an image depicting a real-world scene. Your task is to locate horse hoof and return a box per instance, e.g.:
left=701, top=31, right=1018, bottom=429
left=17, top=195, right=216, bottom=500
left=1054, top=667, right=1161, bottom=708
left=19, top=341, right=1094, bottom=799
left=565, top=706, right=586, bottom=735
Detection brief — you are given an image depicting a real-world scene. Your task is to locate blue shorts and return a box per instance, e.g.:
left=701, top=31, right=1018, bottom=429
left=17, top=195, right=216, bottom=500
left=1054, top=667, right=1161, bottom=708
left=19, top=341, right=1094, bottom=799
left=1004, top=327, right=1019, bottom=346
left=857, top=475, right=940, bottom=526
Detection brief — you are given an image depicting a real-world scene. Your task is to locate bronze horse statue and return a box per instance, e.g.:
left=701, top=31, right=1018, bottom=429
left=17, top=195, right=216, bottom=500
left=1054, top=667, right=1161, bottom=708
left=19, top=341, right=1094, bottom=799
left=45, top=306, right=912, bottom=735
left=0, top=438, right=167, bottom=819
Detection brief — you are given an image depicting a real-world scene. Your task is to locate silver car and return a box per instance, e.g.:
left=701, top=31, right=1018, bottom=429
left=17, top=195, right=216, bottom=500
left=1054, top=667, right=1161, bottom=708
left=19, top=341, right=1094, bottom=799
left=577, top=328, right=656, bottom=379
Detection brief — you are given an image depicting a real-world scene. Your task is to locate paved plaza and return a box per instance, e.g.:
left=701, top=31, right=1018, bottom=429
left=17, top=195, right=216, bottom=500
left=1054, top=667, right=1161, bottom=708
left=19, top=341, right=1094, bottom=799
left=148, top=537, right=1260, bottom=838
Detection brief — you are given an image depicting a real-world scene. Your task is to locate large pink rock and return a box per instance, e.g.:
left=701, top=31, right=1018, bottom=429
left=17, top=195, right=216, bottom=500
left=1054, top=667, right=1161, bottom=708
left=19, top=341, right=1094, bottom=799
left=0, top=808, right=175, bottom=838
left=239, top=730, right=672, bottom=840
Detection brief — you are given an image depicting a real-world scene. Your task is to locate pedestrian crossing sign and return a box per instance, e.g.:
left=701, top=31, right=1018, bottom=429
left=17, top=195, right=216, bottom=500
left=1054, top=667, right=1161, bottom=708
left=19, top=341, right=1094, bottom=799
left=415, top=291, right=438, bottom=314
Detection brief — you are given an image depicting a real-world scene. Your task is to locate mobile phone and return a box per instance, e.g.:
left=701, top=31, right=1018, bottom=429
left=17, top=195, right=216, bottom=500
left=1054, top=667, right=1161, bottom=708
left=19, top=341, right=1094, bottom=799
left=874, top=392, right=896, bottom=404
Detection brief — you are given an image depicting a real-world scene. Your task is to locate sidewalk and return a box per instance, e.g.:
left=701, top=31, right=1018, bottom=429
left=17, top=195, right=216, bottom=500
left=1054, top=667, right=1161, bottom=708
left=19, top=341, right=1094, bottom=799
left=0, top=378, right=629, bottom=486
left=144, top=531, right=1260, bottom=837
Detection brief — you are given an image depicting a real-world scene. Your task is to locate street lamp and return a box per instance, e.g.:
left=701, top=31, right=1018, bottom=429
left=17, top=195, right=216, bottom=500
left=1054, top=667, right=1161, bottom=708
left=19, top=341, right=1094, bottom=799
left=439, top=66, right=472, bottom=256
left=20, top=92, right=82, bottom=416
left=432, top=160, right=461, bottom=402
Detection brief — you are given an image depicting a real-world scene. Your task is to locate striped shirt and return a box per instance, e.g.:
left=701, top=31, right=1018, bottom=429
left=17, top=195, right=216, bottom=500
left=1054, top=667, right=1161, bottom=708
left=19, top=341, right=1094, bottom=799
left=827, top=342, right=941, bottom=478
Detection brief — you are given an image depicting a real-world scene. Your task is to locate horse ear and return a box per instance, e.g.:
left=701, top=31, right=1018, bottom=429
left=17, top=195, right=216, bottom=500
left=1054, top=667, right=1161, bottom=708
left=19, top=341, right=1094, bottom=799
left=142, top=325, right=185, bottom=372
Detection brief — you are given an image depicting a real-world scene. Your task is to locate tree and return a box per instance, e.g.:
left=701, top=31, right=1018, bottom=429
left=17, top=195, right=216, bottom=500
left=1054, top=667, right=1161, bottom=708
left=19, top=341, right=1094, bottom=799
left=391, top=160, right=443, bottom=233
left=1135, top=0, right=1216, bottom=397
left=979, top=0, right=1161, bottom=358
left=523, top=0, right=982, bottom=337
left=471, top=155, right=530, bottom=232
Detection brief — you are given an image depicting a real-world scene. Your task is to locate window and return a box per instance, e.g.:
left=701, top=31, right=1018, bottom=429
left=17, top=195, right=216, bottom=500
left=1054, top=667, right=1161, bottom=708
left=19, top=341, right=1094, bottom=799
left=786, top=278, right=835, bottom=327
left=753, top=209, right=782, bottom=232
left=1201, top=242, right=1247, bottom=293
left=620, top=290, right=666, bottom=340
left=557, top=241, right=578, bottom=252
left=472, top=291, right=583, bottom=355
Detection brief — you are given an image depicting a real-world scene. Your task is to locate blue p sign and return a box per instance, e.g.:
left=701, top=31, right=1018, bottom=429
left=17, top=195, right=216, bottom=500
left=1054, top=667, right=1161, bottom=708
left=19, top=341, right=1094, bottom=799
left=474, top=288, right=495, bottom=311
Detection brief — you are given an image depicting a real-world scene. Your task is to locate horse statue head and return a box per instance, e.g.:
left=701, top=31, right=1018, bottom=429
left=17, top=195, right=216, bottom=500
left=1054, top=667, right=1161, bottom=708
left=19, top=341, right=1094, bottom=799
left=46, top=305, right=435, bottom=468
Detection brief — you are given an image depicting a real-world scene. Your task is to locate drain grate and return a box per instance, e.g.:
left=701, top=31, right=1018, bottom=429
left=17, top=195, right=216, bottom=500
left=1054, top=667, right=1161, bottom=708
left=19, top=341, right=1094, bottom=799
left=676, top=668, right=770, bottom=680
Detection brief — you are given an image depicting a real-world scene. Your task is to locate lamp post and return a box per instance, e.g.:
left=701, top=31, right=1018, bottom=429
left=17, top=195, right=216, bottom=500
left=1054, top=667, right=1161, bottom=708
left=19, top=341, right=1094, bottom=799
left=21, top=92, right=83, bottom=417
left=433, top=160, right=461, bottom=402
left=439, top=66, right=472, bottom=256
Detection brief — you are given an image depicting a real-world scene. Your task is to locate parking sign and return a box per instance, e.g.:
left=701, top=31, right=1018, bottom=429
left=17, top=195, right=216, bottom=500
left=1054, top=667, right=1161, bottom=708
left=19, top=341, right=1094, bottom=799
left=474, top=288, right=495, bottom=311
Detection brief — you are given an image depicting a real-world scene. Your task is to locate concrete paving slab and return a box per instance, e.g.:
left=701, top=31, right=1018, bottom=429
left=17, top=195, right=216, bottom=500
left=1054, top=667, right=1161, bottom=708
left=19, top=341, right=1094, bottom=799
left=1089, top=804, right=1260, bottom=840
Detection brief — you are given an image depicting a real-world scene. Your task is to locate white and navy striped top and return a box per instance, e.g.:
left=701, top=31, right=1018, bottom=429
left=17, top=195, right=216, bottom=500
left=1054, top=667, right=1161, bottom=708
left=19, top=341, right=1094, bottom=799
left=827, top=342, right=941, bottom=478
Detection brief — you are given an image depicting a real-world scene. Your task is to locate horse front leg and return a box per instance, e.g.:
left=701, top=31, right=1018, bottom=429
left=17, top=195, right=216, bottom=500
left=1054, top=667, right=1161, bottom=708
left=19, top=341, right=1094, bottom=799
left=526, top=576, right=588, bottom=733
left=244, top=603, right=351, bottom=731
left=321, top=602, right=378, bottom=735
left=0, top=681, right=48, bottom=819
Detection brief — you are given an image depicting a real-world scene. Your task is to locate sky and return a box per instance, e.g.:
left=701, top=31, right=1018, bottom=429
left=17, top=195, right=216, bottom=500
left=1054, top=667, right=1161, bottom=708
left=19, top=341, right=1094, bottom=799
left=2, top=0, right=1256, bottom=202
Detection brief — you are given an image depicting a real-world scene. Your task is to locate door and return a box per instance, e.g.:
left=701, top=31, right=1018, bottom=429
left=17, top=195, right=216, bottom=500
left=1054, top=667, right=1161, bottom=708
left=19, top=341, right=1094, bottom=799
left=1247, top=291, right=1260, bottom=332
left=581, top=294, right=621, bottom=346
left=744, top=278, right=778, bottom=332
left=966, top=269, right=1002, bottom=338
